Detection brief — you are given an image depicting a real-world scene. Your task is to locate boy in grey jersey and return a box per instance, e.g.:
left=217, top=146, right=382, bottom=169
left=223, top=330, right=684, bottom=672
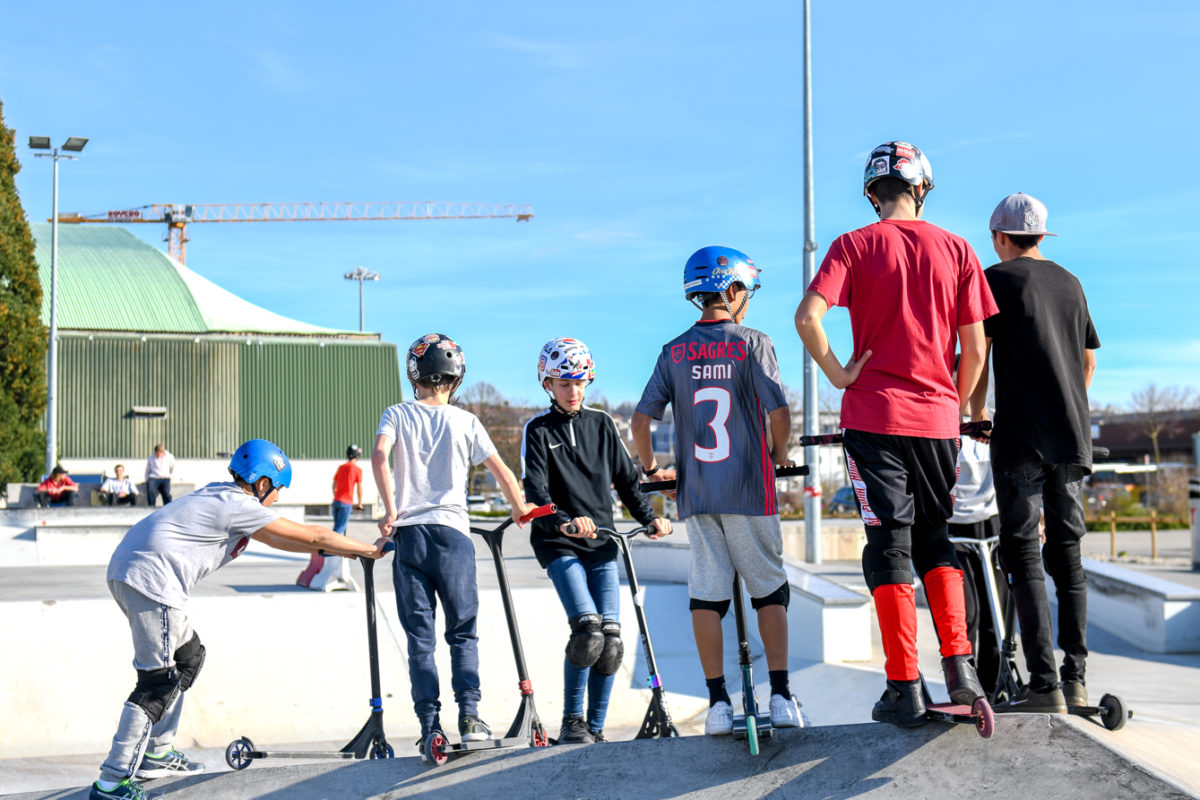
left=633, top=246, right=804, bottom=736
left=94, top=439, right=384, bottom=800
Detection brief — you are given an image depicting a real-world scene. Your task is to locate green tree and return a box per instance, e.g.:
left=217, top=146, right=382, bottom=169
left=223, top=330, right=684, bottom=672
left=0, top=101, right=48, bottom=491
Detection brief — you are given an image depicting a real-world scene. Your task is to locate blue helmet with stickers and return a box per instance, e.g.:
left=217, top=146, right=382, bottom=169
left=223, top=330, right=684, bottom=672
left=228, top=439, right=293, bottom=492
left=682, top=246, right=761, bottom=302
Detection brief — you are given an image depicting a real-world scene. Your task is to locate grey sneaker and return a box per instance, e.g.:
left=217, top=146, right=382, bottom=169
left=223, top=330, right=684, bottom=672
left=458, top=715, right=492, bottom=742
left=1062, top=680, right=1087, bottom=706
left=135, top=748, right=204, bottom=779
left=558, top=715, right=595, bottom=744
left=993, top=685, right=1068, bottom=714
left=90, top=779, right=157, bottom=800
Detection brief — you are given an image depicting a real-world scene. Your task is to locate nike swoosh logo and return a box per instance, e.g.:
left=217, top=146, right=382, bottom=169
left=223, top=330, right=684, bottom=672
left=549, top=443, right=564, bottom=449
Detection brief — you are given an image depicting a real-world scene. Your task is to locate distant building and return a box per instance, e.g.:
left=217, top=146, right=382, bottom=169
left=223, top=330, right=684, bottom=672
left=33, top=224, right=403, bottom=468
left=1092, top=409, right=1200, bottom=465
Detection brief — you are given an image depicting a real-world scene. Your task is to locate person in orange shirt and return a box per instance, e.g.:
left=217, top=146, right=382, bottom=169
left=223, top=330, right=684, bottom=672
left=36, top=465, right=79, bottom=507
left=297, top=445, right=364, bottom=591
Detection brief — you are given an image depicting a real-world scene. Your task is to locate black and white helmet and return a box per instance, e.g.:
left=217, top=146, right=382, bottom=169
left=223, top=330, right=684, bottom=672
left=406, top=333, right=466, bottom=386
left=863, top=141, right=934, bottom=196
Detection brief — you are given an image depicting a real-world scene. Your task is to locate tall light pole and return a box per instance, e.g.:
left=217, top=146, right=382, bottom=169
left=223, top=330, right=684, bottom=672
left=801, top=0, right=822, bottom=563
left=343, top=266, right=380, bottom=332
left=29, top=135, right=88, bottom=476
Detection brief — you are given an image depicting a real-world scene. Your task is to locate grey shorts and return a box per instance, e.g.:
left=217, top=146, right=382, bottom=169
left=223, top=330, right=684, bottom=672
left=687, top=514, right=787, bottom=601
left=109, top=580, right=194, bottom=670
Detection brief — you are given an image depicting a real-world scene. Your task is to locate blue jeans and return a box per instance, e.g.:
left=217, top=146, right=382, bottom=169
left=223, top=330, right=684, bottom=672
left=391, top=524, right=480, bottom=734
left=331, top=500, right=351, bottom=534
left=545, top=555, right=620, bottom=733
left=995, top=455, right=1089, bottom=692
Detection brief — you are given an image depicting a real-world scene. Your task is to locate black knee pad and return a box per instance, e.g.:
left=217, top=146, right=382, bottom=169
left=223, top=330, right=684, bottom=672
left=593, top=622, right=624, bottom=676
left=751, top=581, right=790, bottom=611
left=1042, top=545, right=1086, bottom=586
left=128, top=667, right=180, bottom=724
left=566, top=613, right=603, bottom=668
left=174, top=633, right=206, bottom=691
left=689, top=597, right=731, bottom=619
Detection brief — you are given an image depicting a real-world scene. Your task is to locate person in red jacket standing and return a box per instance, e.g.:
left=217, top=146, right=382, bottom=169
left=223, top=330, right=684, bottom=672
left=795, top=141, right=998, bottom=727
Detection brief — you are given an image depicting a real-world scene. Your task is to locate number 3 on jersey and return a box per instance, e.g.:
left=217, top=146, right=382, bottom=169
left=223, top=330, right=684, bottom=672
left=693, top=387, right=731, bottom=462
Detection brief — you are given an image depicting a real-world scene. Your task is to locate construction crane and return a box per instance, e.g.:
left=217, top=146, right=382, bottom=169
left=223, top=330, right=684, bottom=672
left=54, top=201, right=535, bottom=266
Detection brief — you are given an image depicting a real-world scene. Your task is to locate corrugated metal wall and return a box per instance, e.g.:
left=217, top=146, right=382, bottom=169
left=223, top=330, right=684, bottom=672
left=238, top=340, right=403, bottom=459
left=58, top=334, right=402, bottom=459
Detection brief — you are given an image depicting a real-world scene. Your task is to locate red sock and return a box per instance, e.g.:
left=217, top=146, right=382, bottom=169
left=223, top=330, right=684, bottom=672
left=873, top=584, right=919, bottom=682
left=923, top=566, right=972, bottom=657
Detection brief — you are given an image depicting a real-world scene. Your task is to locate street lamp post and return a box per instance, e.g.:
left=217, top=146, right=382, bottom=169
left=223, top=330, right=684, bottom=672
left=29, top=136, right=88, bottom=476
left=343, top=266, right=380, bottom=332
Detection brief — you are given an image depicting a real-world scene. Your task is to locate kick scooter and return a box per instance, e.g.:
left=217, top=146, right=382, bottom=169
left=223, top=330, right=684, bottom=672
left=421, top=505, right=557, bottom=765
left=226, top=545, right=394, bottom=769
left=642, top=464, right=809, bottom=755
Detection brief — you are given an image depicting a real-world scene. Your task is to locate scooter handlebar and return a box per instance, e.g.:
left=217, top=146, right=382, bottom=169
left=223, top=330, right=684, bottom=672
left=568, top=524, right=653, bottom=539
left=640, top=464, right=809, bottom=493
left=520, top=504, right=557, bottom=523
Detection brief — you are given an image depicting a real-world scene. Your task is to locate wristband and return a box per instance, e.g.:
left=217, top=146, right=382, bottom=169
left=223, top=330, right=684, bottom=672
left=643, top=464, right=660, bottom=477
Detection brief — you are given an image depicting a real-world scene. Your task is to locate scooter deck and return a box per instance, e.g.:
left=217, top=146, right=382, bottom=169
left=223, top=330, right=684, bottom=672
left=443, top=735, right=534, bottom=753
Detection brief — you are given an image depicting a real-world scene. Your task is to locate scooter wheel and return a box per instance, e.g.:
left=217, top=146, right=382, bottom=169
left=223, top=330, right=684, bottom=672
left=532, top=723, right=550, bottom=748
left=423, top=731, right=449, bottom=766
left=370, top=741, right=395, bottom=759
left=225, top=737, right=254, bottom=770
left=973, top=697, right=995, bottom=739
left=667, top=724, right=680, bottom=738
left=1099, top=694, right=1128, bottom=731
left=746, top=716, right=759, bottom=756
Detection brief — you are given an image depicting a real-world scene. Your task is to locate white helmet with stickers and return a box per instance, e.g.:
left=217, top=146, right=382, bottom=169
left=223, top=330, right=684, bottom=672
left=537, top=338, right=595, bottom=386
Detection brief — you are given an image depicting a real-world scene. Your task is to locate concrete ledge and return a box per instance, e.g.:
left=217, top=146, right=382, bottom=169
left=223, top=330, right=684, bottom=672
left=1083, top=557, right=1200, bottom=653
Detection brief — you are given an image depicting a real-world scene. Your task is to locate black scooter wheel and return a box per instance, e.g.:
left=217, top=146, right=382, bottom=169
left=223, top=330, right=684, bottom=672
left=225, top=737, right=254, bottom=770
left=423, top=732, right=449, bottom=766
left=1099, top=694, right=1128, bottom=731
left=370, top=741, right=395, bottom=759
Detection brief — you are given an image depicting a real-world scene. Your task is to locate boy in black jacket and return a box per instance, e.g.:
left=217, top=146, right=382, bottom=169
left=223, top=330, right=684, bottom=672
left=522, top=337, right=671, bottom=744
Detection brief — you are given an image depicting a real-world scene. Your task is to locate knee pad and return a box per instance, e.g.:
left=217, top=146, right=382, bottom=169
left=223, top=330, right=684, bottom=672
left=751, top=581, right=790, bottom=611
left=593, top=622, right=624, bottom=676
left=689, top=597, right=731, bottom=619
left=566, top=613, right=603, bottom=668
left=174, top=633, right=206, bottom=691
left=128, top=667, right=180, bottom=724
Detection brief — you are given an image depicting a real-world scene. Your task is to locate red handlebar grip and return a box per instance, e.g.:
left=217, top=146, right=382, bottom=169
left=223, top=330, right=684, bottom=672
left=520, top=504, right=557, bottom=523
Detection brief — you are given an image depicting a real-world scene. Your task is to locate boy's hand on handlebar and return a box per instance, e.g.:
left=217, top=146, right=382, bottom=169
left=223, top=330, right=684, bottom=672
left=561, top=517, right=597, bottom=539
left=512, top=501, right=538, bottom=527
left=646, top=518, right=672, bottom=540
left=371, top=537, right=391, bottom=557
left=655, top=467, right=678, bottom=500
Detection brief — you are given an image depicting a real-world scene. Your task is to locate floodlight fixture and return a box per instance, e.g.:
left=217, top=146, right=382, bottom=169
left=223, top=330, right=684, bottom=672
left=343, top=267, right=381, bottom=331
left=62, top=137, right=89, bottom=152
left=29, top=136, right=51, bottom=149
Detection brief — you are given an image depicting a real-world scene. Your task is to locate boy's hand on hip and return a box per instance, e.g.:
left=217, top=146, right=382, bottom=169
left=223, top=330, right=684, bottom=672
left=838, top=349, right=873, bottom=388
left=647, top=518, right=672, bottom=539
left=561, top=517, right=597, bottom=538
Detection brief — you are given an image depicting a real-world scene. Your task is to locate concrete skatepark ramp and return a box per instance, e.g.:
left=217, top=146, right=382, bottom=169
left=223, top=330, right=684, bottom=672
left=5, top=715, right=1192, bottom=800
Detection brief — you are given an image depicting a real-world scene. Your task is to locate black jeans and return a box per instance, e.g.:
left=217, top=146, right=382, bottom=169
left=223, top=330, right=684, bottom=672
left=994, top=455, right=1089, bottom=692
left=147, top=478, right=172, bottom=506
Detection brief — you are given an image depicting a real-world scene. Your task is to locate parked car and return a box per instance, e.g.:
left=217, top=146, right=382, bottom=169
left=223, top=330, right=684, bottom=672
left=826, top=486, right=856, bottom=515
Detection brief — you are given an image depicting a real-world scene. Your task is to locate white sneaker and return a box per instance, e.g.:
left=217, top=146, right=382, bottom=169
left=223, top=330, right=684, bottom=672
left=770, top=694, right=805, bottom=728
left=705, top=701, right=734, bottom=736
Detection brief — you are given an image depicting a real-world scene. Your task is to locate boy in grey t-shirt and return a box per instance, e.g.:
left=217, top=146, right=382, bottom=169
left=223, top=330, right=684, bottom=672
left=372, top=333, right=534, bottom=759
left=93, top=439, right=384, bottom=800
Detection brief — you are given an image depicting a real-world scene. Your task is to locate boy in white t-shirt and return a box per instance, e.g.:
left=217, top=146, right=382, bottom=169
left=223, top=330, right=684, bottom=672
left=372, top=333, right=534, bottom=759
left=93, top=439, right=384, bottom=800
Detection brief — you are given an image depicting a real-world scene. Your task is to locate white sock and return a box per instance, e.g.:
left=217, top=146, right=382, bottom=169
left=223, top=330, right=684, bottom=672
left=96, top=779, right=121, bottom=791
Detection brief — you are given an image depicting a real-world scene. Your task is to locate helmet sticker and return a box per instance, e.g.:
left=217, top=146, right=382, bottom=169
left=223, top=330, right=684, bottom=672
left=271, top=455, right=286, bottom=471
left=407, top=357, right=419, bottom=378
left=411, top=342, right=430, bottom=357
left=684, top=279, right=704, bottom=290
left=894, top=143, right=915, bottom=159
left=422, top=333, right=440, bottom=343
left=868, top=157, right=889, bottom=179
left=894, top=158, right=918, bottom=180
left=538, top=355, right=547, bottom=371
left=716, top=255, right=729, bottom=267
left=436, top=340, right=456, bottom=350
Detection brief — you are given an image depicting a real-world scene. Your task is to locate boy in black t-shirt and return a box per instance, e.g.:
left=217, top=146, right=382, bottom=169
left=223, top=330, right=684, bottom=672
left=968, top=193, right=1100, bottom=713
left=522, top=338, right=670, bottom=744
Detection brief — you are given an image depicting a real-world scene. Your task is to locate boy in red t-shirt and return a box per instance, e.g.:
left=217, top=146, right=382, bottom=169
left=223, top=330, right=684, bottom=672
left=297, top=444, right=365, bottom=590
left=794, top=141, right=999, bottom=727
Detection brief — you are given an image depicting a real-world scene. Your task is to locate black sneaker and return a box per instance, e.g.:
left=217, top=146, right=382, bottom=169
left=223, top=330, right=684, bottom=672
left=872, top=679, right=928, bottom=728
left=589, top=729, right=606, bottom=742
left=459, top=715, right=492, bottom=742
left=941, top=655, right=985, bottom=706
left=90, top=780, right=157, bottom=800
left=1062, top=680, right=1087, bottom=707
left=558, top=715, right=595, bottom=744
left=993, top=685, right=1068, bottom=714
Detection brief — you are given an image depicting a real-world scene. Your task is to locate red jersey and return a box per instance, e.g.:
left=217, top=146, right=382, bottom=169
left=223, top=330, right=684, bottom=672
left=808, top=219, right=998, bottom=439
left=333, top=462, right=362, bottom=504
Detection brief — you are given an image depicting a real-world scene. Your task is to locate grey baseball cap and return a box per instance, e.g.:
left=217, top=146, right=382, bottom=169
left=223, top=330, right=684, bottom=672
left=989, top=192, right=1058, bottom=236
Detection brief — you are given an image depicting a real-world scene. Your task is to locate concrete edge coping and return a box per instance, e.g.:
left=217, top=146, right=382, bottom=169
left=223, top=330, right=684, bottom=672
left=1082, top=556, right=1200, bottom=601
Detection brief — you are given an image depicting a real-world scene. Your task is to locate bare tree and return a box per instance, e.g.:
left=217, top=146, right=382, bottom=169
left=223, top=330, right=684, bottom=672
left=457, top=382, right=531, bottom=494
left=1128, top=383, right=1199, bottom=506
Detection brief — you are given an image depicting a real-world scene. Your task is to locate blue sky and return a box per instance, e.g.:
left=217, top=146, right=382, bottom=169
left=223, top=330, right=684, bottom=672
left=3, top=1, right=1197, bottom=410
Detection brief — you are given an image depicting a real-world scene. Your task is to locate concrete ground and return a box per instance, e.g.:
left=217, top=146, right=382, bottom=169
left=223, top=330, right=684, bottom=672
left=2, top=518, right=1199, bottom=798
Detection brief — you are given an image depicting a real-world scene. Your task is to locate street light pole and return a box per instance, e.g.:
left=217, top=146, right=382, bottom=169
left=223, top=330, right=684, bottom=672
left=343, top=266, right=380, bottom=332
left=801, top=0, right=822, bottom=563
left=29, top=136, right=87, bottom=476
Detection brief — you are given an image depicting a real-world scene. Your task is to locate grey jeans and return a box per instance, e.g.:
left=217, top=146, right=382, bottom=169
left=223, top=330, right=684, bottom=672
left=99, top=581, right=193, bottom=783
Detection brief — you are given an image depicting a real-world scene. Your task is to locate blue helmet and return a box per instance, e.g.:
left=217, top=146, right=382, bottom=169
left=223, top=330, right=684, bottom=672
left=682, top=246, right=761, bottom=301
left=228, top=439, right=293, bottom=491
